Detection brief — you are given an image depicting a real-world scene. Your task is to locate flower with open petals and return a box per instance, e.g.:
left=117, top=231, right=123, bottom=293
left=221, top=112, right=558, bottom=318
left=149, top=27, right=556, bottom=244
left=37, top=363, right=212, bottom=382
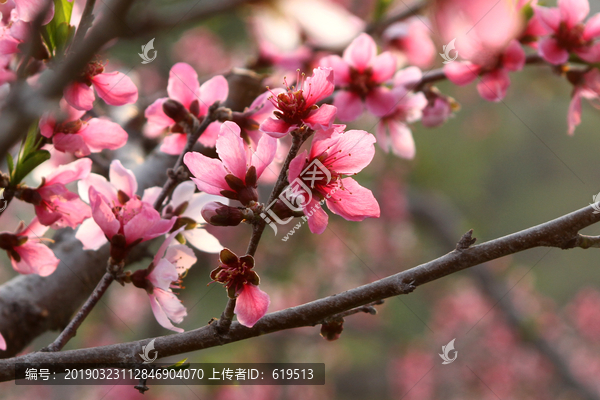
left=0, top=218, right=59, bottom=276
left=260, top=67, right=336, bottom=138
left=321, top=33, right=397, bottom=121
left=18, top=158, right=92, bottom=229
left=76, top=160, right=175, bottom=261
left=534, top=0, right=600, bottom=64
left=211, top=248, right=270, bottom=328
left=567, top=68, right=600, bottom=135
left=144, top=62, right=228, bottom=152
left=130, top=228, right=196, bottom=332
left=184, top=121, right=277, bottom=206
left=287, top=125, right=380, bottom=234
left=40, top=100, right=128, bottom=157
left=63, top=61, right=138, bottom=111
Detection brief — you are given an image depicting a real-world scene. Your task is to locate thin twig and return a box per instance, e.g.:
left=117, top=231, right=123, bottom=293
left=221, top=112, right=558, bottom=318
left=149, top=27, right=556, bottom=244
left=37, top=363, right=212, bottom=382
left=72, top=0, right=97, bottom=48
left=152, top=103, right=220, bottom=211
left=43, top=271, right=115, bottom=352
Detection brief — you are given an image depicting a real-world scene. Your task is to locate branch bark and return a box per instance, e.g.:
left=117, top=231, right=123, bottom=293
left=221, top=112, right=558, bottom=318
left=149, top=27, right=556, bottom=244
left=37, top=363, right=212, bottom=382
left=1, top=203, right=598, bottom=381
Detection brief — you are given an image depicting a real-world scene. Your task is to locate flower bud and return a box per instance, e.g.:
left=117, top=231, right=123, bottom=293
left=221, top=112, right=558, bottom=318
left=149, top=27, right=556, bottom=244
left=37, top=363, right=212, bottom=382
left=202, top=202, right=246, bottom=226
left=163, top=99, right=192, bottom=125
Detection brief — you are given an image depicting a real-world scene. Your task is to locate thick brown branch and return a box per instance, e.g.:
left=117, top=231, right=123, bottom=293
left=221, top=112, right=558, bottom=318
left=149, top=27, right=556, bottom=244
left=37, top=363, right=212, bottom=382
left=0, top=204, right=598, bottom=380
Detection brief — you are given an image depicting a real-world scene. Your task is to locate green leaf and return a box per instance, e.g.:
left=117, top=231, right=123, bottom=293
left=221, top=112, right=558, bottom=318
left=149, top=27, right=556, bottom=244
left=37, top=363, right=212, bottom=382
left=373, top=0, right=394, bottom=21
left=165, top=358, right=190, bottom=371
left=12, top=150, right=50, bottom=185
left=43, top=0, right=74, bottom=55
left=7, top=153, right=14, bottom=177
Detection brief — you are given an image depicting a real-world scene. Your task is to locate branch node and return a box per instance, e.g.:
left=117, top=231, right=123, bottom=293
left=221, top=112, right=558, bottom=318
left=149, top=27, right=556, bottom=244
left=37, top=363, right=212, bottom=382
left=400, top=279, right=417, bottom=294
left=456, top=229, right=477, bottom=251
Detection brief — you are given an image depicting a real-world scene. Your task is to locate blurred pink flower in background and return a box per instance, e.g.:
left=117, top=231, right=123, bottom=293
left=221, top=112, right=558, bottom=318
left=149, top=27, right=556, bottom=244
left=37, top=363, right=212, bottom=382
left=383, top=17, right=436, bottom=69
left=567, top=65, right=600, bottom=135
left=144, top=62, right=229, bottom=152
left=377, top=67, right=427, bottom=158
left=534, top=0, right=600, bottom=64
left=0, top=331, right=5, bottom=351
left=172, top=27, right=233, bottom=77
left=568, top=287, right=600, bottom=344
left=321, top=33, right=396, bottom=121
left=0, top=218, right=59, bottom=276
left=288, top=125, right=380, bottom=234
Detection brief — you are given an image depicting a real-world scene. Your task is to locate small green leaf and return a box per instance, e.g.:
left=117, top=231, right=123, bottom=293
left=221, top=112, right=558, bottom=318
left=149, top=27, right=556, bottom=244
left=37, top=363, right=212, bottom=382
left=12, top=150, right=51, bottom=185
left=43, top=0, right=75, bottom=56
left=7, top=153, right=14, bottom=176
left=374, top=0, right=394, bottom=21
left=165, top=358, right=190, bottom=371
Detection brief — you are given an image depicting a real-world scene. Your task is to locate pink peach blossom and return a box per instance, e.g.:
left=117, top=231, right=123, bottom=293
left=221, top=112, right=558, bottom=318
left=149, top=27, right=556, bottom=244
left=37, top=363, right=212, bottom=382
left=534, top=0, right=600, bottom=64
left=40, top=100, right=128, bottom=157
left=383, top=17, right=436, bottom=69
left=287, top=125, right=380, bottom=234
left=28, top=158, right=92, bottom=229
left=377, top=67, right=427, bottom=159
left=63, top=61, right=138, bottom=111
left=211, top=249, right=270, bottom=328
left=184, top=121, right=277, bottom=206
left=131, top=228, right=196, bottom=333
left=260, top=67, right=336, bottom=137
left=15, top=0, right=55, bottom=24
left=444, top=40, right=526, bottom=102
left=320, top=33, right=396, bottom=121
left=76, top=160, right=175, bottom=255
left=0, top=218, right=59, bottom=276
left=144, top=62, right=228, bottom=152
left=567, top=68, right=600, bottom=135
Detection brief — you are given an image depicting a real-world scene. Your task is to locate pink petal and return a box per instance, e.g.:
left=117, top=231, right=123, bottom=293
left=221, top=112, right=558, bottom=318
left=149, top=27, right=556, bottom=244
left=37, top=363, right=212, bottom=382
left=167, top=62, right=199, bottom=110
left=75, top=218, right=109, bottom=250
left=78, top=118, right=128, bottom=153
left=64, top=82, right=95, bottom=111
left=160, top=133, right=188, bottom=155
left=15, top=0, right=54, bottom=24
left=183, top=152, right=229, bottom=195
left=375, top=121, right=390, bottom=153
left=568, top=89, right=583, bottom=135
left=89, top=187, right=119, bottom=239
left=319, top=55, right=350, bottom=85
left=52, top=134, right=89, bottom=157
left=325, top=177, right=380, bottom=221
left=234, top=284, right=270, bottom=327
left=252, top=132, right=277, bottom=178
left=365, top=86, right=396, bottom=117
left=144, top=98, right=174, bottom=137
left=444, top=62, right=480, bottom=85
left=216, top=121, right=248, bottom=179
left=393, top=66, right=423, bottom=90
left=44, top=158, right=92, bottom=185
left=304, top=67, right=335, bottom=106
left=477, top=69, right=511, bottom=102
left=183, top=228, right=223, bottom=253
left=305, top=198, right=329, bottom=234
left=342, top=33, right=376, bottom=72
left=304, top=104, right=337, bottom=131
left=534, top=6, right=562, bottom=32
left=370, top=52, right=396, bottom=83
left=288, top=150, right=308, bottom=183
left=576, top=42, right=600, bottom=63
left=558, top=0, right=589, bottom=28
left=141, top=216, right=176, bottom=242
left=149, top=291, right=185, bottom=333
left=538, top=37, right=570, bottom=64
left=387, top=120, right=416, bottom=159
left=334, top=91, right=364, bottom=122
left=142, top=186, right=162, bottom=206
left=170, top=181, right=196, bottom=210
left=259, top=117, right=294, bottom=138
left=0, top=332, right=5, bottom=351
left=583, top=13, right=600, bottom=40
left=319, top=129, right=376, bottom=174
left=109, top=160, right=138, bottom=198
left=92, top=71, right=138, bottom=106
left=165, top=245, right=196, bottom=272
left=502, top=40, right=526, bottom=71
left=12, top=242, right=59, bottom=276
left=197, top=121, right=221, bottom=147
left=78, top=173, right=117, bottom=204
left=198, top=75, right=229, bottom=117
left=0, top=36, right=20, bottom=56
left=148, top=258, right=179, bottom=289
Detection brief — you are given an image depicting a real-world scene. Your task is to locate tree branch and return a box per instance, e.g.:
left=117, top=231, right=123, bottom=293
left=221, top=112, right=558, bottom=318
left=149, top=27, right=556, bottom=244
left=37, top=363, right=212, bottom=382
left=1, top=203, right=598, bottom=380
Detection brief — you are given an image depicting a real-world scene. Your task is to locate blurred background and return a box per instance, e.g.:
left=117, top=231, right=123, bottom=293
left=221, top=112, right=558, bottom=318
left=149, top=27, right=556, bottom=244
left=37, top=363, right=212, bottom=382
left=2, top=0, right=600, bottom=399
